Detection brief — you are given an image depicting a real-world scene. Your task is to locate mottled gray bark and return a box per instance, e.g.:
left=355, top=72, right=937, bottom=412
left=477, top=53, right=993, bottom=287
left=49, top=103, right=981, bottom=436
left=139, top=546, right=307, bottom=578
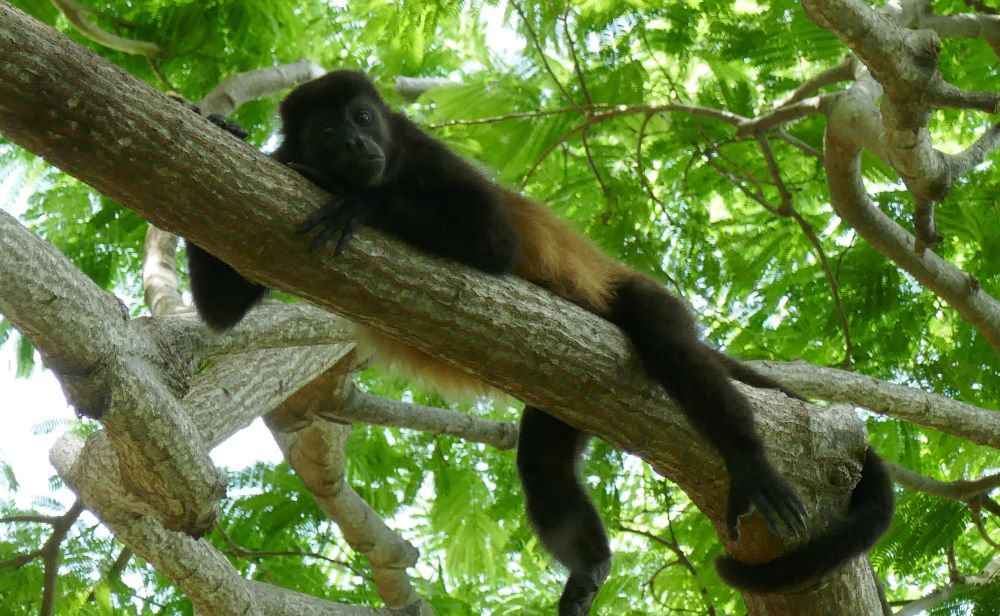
left=0, top=5, right=901, bottom=614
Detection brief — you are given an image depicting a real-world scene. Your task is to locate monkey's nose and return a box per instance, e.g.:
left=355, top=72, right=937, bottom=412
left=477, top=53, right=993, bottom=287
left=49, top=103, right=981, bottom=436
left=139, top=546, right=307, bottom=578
left=345, top=136, right=365, bottom=152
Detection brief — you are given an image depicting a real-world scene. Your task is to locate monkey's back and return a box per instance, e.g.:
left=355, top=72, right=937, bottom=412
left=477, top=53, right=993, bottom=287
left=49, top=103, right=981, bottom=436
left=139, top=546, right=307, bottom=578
left=501, top=190, right=630, bottom=317
left=354, top=191, right=633, bottom=397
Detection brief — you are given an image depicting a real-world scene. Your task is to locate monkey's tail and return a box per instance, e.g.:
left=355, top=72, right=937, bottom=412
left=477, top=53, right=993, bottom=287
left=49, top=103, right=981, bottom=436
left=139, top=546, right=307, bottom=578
left=715, top=446, right=893, bottom=593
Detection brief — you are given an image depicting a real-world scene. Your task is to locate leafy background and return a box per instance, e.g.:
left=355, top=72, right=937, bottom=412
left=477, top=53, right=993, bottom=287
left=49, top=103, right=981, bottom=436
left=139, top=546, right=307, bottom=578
left=1, top=0, right=998, bottom=614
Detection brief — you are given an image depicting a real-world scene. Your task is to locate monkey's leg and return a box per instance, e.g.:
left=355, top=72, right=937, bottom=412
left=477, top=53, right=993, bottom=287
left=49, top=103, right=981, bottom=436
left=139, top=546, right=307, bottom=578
left=517, top=407, right=611, bottom=616
left=609, top=277, right=806, bottom=540
left=709, top=350, right=806, bottom=401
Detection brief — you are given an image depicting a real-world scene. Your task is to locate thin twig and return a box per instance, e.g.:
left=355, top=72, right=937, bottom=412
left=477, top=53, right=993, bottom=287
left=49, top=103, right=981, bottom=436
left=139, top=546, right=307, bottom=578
left=216, top=524, right=369, bottom=580
left=510, top=0, right=580, bottom=110
left=426, top=105, right=607, bottom=128
left=557, top=4, right=593, bottom=107
left=774, top=58, right=855, bottom=107
left=85, top=547, right=133, bottom=603
left=0, top=514, right=61, bottom=525
left=756, top=137, right=793, bottom=213
left=889, top=462, right=1000, bottom=546
left=581, top=128, right=612, bottom=209
left=41, top=500, right=84, bottom=616
left=759, top=136, right=854, bottom=366
left=620, top=523, right=717, bottom=616
left=737, top=95, right=832, bottom=136
left=0, top=550, right=43, bottom=569
left=636, top=111, right=676, bottom=225
left=947, top=120, right=1000, bottom=178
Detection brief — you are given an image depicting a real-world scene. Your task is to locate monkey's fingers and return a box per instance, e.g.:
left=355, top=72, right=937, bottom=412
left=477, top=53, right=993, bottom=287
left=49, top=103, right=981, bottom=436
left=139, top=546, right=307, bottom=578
left=298, top=200, right=358, bottom=252
left=769, top=481, right=808, bottom=536
left=756, top=482, right=807, bottom=537
left=296, top=200, right=347, bottom=235
left=750, top=492, right=785, bottom=537
left=333, top=215, right=362, bottom=256
left=309, top=223, right=342, bottom=252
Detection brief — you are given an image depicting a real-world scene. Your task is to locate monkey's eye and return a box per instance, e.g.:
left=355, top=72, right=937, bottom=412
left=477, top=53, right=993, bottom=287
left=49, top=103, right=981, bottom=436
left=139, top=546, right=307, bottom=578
left=354, top=109, right=373, bottom=125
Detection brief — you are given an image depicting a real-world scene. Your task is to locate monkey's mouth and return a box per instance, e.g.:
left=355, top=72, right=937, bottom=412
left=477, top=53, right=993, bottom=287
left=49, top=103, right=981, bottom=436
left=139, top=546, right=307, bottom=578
left=358, top=155, right=386, bottom=182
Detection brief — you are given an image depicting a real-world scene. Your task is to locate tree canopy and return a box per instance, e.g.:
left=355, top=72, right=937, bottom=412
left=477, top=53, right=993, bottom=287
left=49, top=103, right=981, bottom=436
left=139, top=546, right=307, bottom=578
left=1, top=0, right=999, bottom=615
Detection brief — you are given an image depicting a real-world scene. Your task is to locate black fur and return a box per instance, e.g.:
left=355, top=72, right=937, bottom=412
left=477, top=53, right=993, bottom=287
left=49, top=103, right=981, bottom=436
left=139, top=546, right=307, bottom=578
left=280, top=73, right=521, bottom=273
left=716, top=447, right=894, bottom=592
left=608, top=277, right=807, bottom=541
left=186, top=242, right=266, bottom=331
left=187, top=70, right=895, bottom=612
left=518, top=408, right=611, bottom=615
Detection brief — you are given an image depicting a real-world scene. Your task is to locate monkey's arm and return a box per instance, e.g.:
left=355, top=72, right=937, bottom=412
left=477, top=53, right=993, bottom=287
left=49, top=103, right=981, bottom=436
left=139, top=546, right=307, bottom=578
left=298, top=182, right=521, bottom=275
left=181, top=116, right=267, bottom=331
left=186, top=242, right=267, bottom=331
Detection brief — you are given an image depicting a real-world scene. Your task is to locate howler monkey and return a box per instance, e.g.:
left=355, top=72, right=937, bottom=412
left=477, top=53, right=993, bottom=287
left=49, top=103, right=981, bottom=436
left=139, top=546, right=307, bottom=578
left=187, top=71, right=894, bottom=614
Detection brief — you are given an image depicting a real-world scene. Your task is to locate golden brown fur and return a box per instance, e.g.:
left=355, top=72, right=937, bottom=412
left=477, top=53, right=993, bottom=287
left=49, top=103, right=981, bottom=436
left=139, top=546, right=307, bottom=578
left=504, top=190, right=630, bottom=316
left=356, top=191, right=634, bottom=396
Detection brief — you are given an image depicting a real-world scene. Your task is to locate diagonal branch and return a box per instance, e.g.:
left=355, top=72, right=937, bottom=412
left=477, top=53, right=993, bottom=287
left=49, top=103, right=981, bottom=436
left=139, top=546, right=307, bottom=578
left=266, top=368, right=432, bottom=614
left=323, top=386, right=518, bottom=450
left=748, top=359, right=1000, bottom=448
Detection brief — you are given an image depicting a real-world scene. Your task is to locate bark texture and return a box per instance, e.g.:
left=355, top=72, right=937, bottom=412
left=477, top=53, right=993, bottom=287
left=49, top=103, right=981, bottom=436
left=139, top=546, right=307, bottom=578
left=0, top=5, right=889, bottom=614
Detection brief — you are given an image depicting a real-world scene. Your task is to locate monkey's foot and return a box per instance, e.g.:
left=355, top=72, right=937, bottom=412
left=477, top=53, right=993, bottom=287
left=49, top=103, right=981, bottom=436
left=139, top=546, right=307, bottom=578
left=726, top=456, right=807, bottom=541
left=558, top=557, right=611, bottom=616
left=206, top=114, right=248, bottom=141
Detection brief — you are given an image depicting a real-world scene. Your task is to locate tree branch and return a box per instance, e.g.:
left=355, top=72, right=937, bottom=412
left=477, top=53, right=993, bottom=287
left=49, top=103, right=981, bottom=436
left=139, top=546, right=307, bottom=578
left=266, top=368, right=433, bottom=614
left=886, top=462, right=1000, bottom=501
left=323, top=386, right=518, bottom=450
left=51, top=435, right=392, bottom=616
left=0, top=7, right=897, bottom=612
left=143, top=60, right=325, bottom=317
left=749, top=359, right=1000, bottom=448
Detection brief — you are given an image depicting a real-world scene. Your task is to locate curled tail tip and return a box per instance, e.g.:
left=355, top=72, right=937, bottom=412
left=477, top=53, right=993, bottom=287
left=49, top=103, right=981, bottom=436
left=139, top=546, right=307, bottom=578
left=715, top=556, right=776, bottom=593
left=716, top=448, right=894, bottom=594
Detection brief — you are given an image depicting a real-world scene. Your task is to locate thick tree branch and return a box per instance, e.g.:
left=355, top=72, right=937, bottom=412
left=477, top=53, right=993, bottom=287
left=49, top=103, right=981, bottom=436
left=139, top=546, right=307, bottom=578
left=0, top=7, right=895, bottom=612
left=799, top=0, right=1000, bottom=323
left=51, top=435, right=391, bottom=616
left=0, top=209, right=225, bottom=534
left=822, top=72, right=1000, bottom=353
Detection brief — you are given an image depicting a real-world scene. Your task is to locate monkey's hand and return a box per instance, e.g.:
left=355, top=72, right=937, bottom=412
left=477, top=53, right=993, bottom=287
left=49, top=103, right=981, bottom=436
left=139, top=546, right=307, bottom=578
left=725, top=458, right=807, bottom=541
left=296, top=195, right=376, bottom=256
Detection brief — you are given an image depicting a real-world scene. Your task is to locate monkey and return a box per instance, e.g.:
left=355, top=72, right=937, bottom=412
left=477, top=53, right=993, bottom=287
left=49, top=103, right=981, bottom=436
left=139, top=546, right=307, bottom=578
left=186, top=70, right=894, bottom=614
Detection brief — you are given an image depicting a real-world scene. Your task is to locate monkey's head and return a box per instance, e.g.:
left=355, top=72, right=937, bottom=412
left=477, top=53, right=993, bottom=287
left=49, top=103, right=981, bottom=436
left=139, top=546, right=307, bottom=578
left=280, top=70, right=393, bottom=187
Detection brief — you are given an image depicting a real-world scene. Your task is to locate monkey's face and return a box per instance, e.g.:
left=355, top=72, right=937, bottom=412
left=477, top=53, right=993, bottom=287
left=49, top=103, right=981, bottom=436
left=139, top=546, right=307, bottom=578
left=300, top=99, right=390, bottom=187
